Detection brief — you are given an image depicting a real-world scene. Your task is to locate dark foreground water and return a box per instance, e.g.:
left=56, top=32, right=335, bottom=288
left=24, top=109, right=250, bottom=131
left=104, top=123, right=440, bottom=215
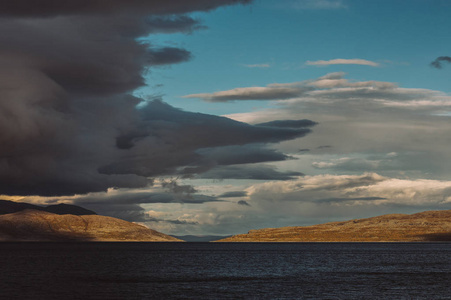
left=1, top=242, right=450, bottom=299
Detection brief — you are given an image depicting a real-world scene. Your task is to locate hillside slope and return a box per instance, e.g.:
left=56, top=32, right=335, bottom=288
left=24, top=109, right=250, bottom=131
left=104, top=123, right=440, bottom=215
left=217, top=210, right=451, bottom=242
left=0, top=209, right=181, bottom=242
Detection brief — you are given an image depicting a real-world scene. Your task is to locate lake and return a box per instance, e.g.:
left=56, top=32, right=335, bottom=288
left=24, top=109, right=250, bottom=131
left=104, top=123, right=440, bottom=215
left=1, top=242, right=450, bottom=299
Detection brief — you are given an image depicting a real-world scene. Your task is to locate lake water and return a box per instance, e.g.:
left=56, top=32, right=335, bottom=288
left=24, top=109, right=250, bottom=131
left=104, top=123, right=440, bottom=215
left=1, top=242, right=450, bottom=299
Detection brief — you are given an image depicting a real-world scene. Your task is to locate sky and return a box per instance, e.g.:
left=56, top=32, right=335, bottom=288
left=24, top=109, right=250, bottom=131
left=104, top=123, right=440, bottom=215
left=1, top=0, right=451, bottom=236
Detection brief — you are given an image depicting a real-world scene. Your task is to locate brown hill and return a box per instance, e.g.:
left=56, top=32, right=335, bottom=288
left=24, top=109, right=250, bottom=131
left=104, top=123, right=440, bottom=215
left=217, top=210, right=451, bottom=242
left=0, top=209, right=181, bottom=242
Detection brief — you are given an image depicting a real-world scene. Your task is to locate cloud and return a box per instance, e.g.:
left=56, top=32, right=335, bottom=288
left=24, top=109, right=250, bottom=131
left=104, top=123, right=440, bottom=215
left=306, top=59, right=380, bottom=67
left=311, top=152, right=440, bottom=175
left=184, top=72, right=407, bottom=102
left=184, top=85, right=313, bottom=102
left=145, top=210, right=200, bottom=225
left=0, top=1, right=252, bottom=17
left=147, top=47, right=192, bottom=65
left=194, top=145, right=294, bottom=166
left=244, top=64, right=270, bottom=68
left=198, top=164, right=304, bottom=180
left=218, top=72, right=451, bottom=187
left=71, top=190, right=221, bottom=206
left=247, top=173, right=451, bottom=208
left=134, top=173, right=451, bottom=235
left=184, top=73, right=345, bottom=102
left=145, top=15, right=207, bottom=34
left=0, top=0, right=321, bottom=197
left=313, top=157, right=382, bottom=171
left=99, top=99, right=312, bottom=179
left=5, top=183, right=222, bottom=223
left=36, top=185, right=224, bottom=222
left=243, top=73, right=448, bottom=112
left=430, top=56, right=451, bottom=69
left=237, top=200, right=251, bottom=206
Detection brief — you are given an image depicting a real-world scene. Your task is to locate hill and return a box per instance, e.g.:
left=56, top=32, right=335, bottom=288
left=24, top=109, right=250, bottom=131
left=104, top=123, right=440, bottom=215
left=0, top=209, right=181, bottom=242
left=217, top=210, right=451, bottom=242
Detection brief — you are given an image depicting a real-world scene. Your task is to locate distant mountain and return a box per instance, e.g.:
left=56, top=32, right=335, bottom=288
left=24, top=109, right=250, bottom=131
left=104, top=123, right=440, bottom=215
left=217, top=210, right=451, bottom=242
left=43, top=203, right=97, bottom=215
left=0, top=200, right=96, bottom=216
left=0, top=209, right=182, bottom=242
left=173, top=235, right=232, bottom=242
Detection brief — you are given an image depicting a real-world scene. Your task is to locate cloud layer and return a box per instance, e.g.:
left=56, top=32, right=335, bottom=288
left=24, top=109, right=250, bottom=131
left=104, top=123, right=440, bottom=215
left=305, top=58, right=380, bottom=67
left=223, top=72, right=451, bottom=184
left=0, top=0, right=321, bottom=197
left=103, top=172, right=451, bottom=235
left=185, top=72, right=437, bottom=103
left=0, top=1, right=251, bottom=17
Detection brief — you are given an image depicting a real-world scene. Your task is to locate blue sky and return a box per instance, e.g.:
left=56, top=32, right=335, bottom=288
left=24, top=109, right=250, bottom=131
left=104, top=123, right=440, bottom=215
left=139, top=0, right=451, bottom=116
left=2, top=0, right=451, bottom=236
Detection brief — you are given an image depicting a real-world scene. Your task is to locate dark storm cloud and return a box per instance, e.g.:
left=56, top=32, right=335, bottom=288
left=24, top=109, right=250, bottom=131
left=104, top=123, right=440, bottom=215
left=0, top=0, right=314, bottom=197
left=161, top=179, right=197, bottom=195
left=256, top=119, right=318, bottom=128
left=430, top=56, right=451, bottom=69
left=76, top=192, right=216, bottom=205
left=196, top=145, right=293, bottom=166
left=219, top=191, right=248, bottom=198
left=237, top=200, right=251, bottom=206
left=101, top=100, right=311, bottom=178
left=145, top=15, right=207, bottom=34
left=199, top=165, right=304, bottom=180
left=0, top=16, right=198, bottom=98
left=138, top=100, right=312, bottom=145
left=0, top=1, right=252, bottom=17
left=147, top=47, right=192, bottom=65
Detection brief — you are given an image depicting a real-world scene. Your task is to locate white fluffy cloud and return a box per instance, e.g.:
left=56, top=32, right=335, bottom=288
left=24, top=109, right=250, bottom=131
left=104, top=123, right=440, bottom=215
left=247, top=173, right=451, bottom=206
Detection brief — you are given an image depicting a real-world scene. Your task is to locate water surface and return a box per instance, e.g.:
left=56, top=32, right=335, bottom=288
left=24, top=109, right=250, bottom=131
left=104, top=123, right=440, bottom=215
left=1, top=242, right=450, bottom=299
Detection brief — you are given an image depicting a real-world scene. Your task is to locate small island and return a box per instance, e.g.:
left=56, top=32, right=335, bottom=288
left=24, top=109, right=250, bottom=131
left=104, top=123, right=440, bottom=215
left=217, top=210, right=451, bottom=242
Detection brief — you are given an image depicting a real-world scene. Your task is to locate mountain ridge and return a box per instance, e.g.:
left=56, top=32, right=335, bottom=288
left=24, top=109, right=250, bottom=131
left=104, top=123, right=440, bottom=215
left=0, top=199, right=96, bottom=216
left=0, top=209, right=181, bottom=242
left=172, top=235, right=233, bottom=242
left=217, top=210, right=451, bottom=242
